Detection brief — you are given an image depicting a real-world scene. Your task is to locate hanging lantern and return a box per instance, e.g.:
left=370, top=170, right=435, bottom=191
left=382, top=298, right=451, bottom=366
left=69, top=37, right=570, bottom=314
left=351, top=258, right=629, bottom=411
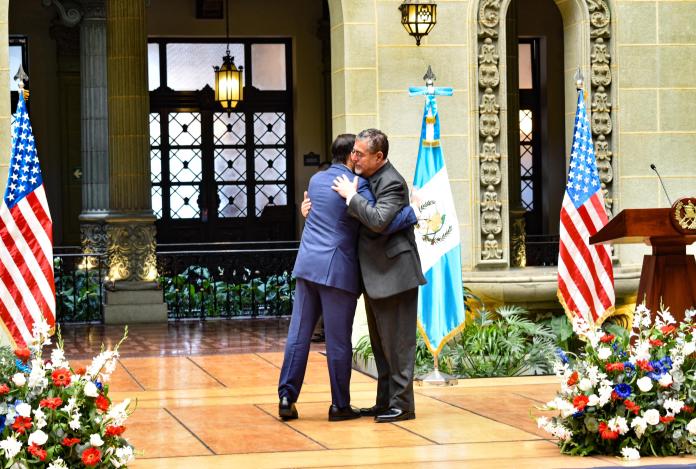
left=399, top=0, right=437, bottom=46
left=214, top=50, right=243, bottom=112
left=213, top=0, right=243, bottom=113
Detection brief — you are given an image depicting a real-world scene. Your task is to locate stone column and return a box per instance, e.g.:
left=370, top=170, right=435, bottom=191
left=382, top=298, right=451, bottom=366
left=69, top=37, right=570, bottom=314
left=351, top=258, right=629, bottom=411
left=104, top=0, right=166, bottom=323
left=0, top=0, right=11, bottom=346
left=79, top=0, right=109, bottom=256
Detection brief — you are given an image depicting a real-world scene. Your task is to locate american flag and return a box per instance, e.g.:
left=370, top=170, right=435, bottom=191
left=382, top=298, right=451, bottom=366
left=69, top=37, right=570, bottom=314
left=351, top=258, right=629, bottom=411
left=0, top=92, right=55, bottom=346
left=557, top=89, right=614, bottom=326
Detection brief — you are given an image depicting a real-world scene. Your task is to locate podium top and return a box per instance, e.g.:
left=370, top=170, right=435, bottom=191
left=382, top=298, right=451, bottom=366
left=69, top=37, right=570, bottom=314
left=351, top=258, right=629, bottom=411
left=590, top=208, right=696, bottom=246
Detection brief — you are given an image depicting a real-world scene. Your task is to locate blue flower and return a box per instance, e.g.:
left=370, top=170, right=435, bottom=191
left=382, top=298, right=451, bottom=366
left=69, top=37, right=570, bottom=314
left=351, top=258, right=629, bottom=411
left=573, top=410, right=585, bottom=418
left=0, top=415, right=5, bottom=433
left=95, top=381, right=103, bottom=391
left=623, top=362, right=635, bottom=374
left=555, top=348, right=569, bottom=364
left=660, top=356, right=673, bottom=370
left=14, top=359, right=30, bottom=373
left=613, top=383, right=632, bottom=399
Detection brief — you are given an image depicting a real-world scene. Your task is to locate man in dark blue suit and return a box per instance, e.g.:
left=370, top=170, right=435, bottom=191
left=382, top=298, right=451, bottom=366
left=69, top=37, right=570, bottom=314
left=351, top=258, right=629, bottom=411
left=278, top=134, right=416, bottom=422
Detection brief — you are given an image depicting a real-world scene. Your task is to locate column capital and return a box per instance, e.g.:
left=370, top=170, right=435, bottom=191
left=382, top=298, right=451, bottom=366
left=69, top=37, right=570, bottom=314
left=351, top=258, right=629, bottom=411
left=82, top=0, right=106, bottom=20
left=41, top=0, right=83, bottom=27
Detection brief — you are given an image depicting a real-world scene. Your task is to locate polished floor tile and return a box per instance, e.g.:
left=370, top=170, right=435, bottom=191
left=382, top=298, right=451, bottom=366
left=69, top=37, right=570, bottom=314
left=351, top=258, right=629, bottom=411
left=119, top=356, right=225, bottom=391
left=126, top=408, right=211, bottom=459
left=167, top=404, right=323, bottom=454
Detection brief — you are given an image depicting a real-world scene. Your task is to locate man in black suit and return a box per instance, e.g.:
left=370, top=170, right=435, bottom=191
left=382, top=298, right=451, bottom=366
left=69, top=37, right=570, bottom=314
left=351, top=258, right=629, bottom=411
left=332, top=128, right=426, bottom=423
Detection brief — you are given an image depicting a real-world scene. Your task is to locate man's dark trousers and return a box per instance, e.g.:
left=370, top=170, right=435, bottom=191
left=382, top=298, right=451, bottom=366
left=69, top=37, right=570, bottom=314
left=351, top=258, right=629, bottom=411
left=278, top=278, right=357, bottom=408
left=364, top=288, right=418, bottom=412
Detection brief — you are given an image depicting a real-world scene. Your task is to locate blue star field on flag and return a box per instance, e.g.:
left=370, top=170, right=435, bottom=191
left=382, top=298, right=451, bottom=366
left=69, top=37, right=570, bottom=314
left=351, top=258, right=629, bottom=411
left=5, top=95, right=43, bottom=209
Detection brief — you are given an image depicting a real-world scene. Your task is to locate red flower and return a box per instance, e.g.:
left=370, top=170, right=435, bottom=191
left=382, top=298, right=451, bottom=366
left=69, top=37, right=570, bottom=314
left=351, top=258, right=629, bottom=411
left=661, top=325, right=677, bottom=335
left=636, top=359, right=654, bottom=372
left=573, top=395, right=589, bottom=411
left=611, top=391, right=621, bottom=401
left=95, top=394, right=110, bottom=412
left=649, top=338, right=665, bottom=347
left=40, top=397, right=63, bottom=409
left=82, top=447, right=102, bottom=467
left=683, top=405, right=694, bottom=414
left=11, top=416, right=32, bottom=434
left=61, top=437, right=80, bottom=447
left=106, top=425, right=126, bottom=437
left=605, top=362, right=625, bottom=372
left=566, top=371, right=579, bottom=387
left=660, top=415, right=675, bottom=424
left=14, top=348, right=30, bottom=362
left=51, top=368, right=71, bottom=387
left=75, top=367, right=86, bottom=376
left=27, top=444, right=46, bottom=461
left=598, top=422, right=619, bottom=440
left=624, top=399, right=641, bottom=415
left=600, top=334, right=615, bottom=343
left=0, top=383, right=9, bottom=395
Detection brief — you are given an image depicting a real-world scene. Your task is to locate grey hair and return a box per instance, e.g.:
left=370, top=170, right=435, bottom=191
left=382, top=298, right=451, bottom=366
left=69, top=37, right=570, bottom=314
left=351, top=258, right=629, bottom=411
left=356, top=128, right=389, bottom=159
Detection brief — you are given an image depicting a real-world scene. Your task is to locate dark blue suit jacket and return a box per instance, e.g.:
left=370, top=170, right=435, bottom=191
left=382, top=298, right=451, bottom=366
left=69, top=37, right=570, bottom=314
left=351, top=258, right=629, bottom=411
left=293, top=164, right=415, bottom=295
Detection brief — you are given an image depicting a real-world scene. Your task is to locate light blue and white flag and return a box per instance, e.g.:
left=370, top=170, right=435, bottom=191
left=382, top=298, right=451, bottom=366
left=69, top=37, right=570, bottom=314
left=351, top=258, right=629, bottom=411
left=410, top=84, right=466, bottom=356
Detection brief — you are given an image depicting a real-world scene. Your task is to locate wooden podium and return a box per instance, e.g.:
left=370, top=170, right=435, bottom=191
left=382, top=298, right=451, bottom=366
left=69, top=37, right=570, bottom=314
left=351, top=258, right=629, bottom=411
left=590, top=201, right=696, bottom=321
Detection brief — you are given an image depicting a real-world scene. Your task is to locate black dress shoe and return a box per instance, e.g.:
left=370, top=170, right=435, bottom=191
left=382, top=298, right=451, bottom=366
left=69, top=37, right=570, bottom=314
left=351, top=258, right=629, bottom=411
left=374, top=407, right=415, bottom=423
left=278, top=396, right=298, bottom=421
left=359, top=405, right=388, bottom=417
left=328, top=404, right=361, bottom=422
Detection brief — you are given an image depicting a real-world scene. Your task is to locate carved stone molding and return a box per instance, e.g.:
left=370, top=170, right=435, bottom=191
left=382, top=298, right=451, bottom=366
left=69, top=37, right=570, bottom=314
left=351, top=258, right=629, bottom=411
left=475, top=0, right=614, bottom=264
left=106, top=223, right=158, bottom=283
left=81, top=222, right=108, bottom=254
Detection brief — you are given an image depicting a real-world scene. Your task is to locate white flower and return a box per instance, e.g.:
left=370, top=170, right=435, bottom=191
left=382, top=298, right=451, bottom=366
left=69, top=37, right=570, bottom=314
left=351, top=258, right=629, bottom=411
left=105, top=399, right=131, bottom=427
left=15, top=403, right=31, bottom=418
left=664, top=398, right=684, bottom=415
left=657, top=307, right=676, bottom=326
left=87, top=350, right=119, bottom=382
left=683, top=341, right=696, bottom=356
left=0, top=435, right=22, bottom=459
left=608, top=416, right=629, bottom=435
left=90, top=434, right=104, bottom=447
left=11, top=373, right=26, bottom=387
left=687, top=418, right=696, bottom=435
left=112, top=446, right=135, bottom=468
left=597, top=346, right=612, bottom=360
left=83, top=381, right=99, bottom=397
left=50, top=348, right=69, bottom=370
left=632, top=416, right=647, bottom=437
left=69, top=412, right=81, bottom=430
left=588, top=394, right=600, bottom=407
left=637, top=376, right=653, bottom=392
left=578, top=378, right=593, bottom=392
left=686, top=309, right=696, bottom=322
left=598, top=381, right=613, bottom=407
left=644, top=409, right=660, bottom=426
left=536, top=416, right=549, bottom=429
left=32, top=408, right=47, bottom=429
left=621, top=447, right=641, bottom=461
left=47, top=459, right=68, bottom=469
left=27, top=429, right=48, bottom=446
left=659, top=373, right=673, bottom=387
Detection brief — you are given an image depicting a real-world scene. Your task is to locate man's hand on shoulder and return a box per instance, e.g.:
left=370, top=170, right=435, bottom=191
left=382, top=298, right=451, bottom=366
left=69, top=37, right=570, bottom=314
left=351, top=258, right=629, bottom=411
left=301, top=191, right=311, bottom=218
left=331, top=174, right=358, bottom=204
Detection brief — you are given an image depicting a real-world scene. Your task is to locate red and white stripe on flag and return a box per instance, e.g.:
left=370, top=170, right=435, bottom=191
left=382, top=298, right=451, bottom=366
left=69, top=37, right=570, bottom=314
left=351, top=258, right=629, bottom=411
left=0, top=93, right=55, bottom=347
left=557, top=90, right=614, bottom=326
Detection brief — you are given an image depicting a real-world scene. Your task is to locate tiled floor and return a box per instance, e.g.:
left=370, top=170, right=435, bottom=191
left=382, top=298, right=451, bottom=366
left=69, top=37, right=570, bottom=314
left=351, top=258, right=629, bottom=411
left=60, top=321, right=696, bottom=468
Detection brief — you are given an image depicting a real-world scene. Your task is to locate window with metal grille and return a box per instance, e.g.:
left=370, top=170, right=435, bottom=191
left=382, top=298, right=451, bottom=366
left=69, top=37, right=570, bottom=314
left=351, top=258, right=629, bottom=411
left=148, top=38, right=294, bottom=242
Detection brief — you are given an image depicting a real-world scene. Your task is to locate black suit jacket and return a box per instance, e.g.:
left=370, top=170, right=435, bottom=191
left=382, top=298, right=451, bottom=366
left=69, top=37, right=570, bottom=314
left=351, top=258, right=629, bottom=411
left=348, top=161, right=426, bottom=299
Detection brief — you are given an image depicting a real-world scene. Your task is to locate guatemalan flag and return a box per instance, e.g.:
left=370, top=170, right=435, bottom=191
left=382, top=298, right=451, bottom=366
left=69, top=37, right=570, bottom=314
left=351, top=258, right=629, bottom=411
left=0, top=92, right=55, bottom=347
left=410, top=84, right=466, bottom=357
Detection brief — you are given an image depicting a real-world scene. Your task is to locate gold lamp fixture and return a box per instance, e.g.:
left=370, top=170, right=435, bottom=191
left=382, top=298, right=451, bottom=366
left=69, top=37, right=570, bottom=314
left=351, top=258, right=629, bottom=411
left=399, top=0, right=437, bottom=46
left=214, top=0, right=243, bottom=113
